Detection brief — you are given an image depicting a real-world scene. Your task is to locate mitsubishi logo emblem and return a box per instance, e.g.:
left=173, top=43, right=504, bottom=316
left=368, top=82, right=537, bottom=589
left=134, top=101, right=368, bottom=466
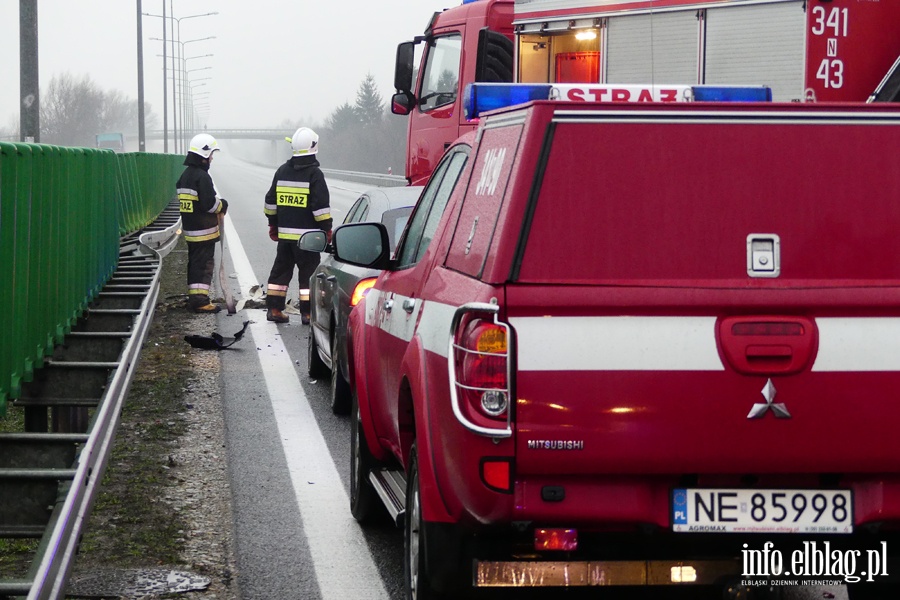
left=747, top=378, right=791, bottom=419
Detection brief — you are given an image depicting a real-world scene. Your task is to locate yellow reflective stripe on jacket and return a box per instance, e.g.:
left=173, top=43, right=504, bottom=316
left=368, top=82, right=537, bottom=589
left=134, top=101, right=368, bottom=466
left=264, top=202, right=277, bottom=216
left=312, top=207, right=331, bottom=222
left=183, top=225, right=219, bottom=243
left=277, top=227, right=316, bottom=241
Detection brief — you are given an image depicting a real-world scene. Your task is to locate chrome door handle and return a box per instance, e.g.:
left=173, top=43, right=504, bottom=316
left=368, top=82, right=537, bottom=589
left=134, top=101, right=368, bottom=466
left=315, top=272, right=326, bottom=279
left=402, top=298, right=416, bottom=314
left=383, top=299, right=393, bottom=312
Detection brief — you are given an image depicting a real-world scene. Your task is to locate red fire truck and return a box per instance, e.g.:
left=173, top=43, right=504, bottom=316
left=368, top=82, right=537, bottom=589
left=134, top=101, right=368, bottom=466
left=392, top=0, right=900, bottom=185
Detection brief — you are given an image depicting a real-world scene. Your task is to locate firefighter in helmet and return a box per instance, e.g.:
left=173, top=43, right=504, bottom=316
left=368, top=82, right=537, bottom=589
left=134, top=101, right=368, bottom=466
left=264, top=127, right=332, bottom=324
left=177, top=133, right=228, bottom=313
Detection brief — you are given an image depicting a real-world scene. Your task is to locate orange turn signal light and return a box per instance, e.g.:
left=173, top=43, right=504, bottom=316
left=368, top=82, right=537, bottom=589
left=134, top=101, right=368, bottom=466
left=351, top=278, right=377, bottom=307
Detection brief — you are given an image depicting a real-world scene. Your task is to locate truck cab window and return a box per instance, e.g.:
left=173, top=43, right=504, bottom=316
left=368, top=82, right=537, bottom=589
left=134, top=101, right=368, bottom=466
left=397, top=147, right=469, bottom=268
left=419, top=34, right=462, bottom=111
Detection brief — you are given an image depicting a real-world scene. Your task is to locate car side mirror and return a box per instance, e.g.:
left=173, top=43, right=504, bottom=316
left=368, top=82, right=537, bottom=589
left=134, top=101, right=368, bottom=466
left=394, top=41, right=415, bottom=94
left=332, top=222, right=392, bottom=270
left=298, top=230, right=328, bottom=253
left=391, top=92, right=415, bottom=116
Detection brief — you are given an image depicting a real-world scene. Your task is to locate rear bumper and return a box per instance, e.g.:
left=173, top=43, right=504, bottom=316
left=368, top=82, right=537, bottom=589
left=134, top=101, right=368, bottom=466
left=475, top=559, right=739, bottom=587
left=511, top=475, right=900, bottom=528
left=466, top=531, right=900, bottom=589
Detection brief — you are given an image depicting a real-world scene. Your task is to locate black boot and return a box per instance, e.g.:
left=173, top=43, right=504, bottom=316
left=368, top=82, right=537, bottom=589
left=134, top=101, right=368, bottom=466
left=267, top=308, right=289, bottom=323
left=299, top=300, right=311, bottom=325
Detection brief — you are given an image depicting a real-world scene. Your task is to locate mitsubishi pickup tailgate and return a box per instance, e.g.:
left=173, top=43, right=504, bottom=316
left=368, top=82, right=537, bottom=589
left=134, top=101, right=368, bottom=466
left=506, top=285, right=900, bottom=476
left=506, top=104, right=900, bottom=477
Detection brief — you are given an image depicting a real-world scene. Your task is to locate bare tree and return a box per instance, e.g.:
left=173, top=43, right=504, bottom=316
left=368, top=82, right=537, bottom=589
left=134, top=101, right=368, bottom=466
left=0, top=116, right=18, bottom=141
left=41, top=73, right=105, bottom=146
left=40, top=73, right=157, bottom=147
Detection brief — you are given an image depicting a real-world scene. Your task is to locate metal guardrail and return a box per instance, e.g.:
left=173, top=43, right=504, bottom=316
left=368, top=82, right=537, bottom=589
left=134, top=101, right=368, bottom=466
left=145, top=128, right=289, bottom=141
left=0, top=207, right=182, bottom=599
left=321, top=168, right=408, bottom=188
left=0, top=144, right=183, bottom=599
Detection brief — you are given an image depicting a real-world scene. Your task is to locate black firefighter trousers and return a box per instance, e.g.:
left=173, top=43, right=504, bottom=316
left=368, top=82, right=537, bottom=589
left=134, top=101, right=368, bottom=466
left=187, top=240, right=216, bottom=309
left=266, top=241, right=320, bottom=313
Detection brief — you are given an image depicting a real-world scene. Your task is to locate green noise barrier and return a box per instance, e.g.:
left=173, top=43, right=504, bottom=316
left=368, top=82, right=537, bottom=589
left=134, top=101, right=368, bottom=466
left=0, top=145, right=183, bottom=413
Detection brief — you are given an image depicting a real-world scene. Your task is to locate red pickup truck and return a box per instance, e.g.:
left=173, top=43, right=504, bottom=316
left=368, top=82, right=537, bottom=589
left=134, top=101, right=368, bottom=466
left=315, top=99, right=900, bottom=598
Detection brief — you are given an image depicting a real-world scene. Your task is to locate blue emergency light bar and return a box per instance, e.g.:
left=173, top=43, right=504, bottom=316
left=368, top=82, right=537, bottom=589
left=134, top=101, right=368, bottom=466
left=690, top=86, right=773, bottom=102
left=464, top=84, right=553, bottom=119
left=463, top=83, right=772, bottom=120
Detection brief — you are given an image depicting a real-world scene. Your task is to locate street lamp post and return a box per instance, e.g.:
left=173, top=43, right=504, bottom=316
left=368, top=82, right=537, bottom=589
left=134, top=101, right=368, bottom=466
left=186, top=82, right=208, bottom=139
left=136, top=0, right=145, bottom=151
left=142, top=8, right=217, bottom=153
left=180, top=38, right=214, bottom=146
left=150, top=37, right=214, bottom=151
left=182, top=53, right=213, bottom=147
left=185, top=67, right=212, bottom=136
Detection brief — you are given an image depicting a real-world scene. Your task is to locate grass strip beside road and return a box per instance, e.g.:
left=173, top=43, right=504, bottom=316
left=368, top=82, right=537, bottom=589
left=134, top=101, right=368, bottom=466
left=76, top=240, right=194, bottom=567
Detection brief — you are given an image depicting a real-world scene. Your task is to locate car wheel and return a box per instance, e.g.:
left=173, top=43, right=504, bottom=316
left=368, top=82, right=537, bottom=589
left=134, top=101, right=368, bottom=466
left=404, top=444, right=446, bottom=600
left=350, top=393, right=379, bottom=523
left=307, top=328, right=328, bottom=380
left=330, top=329, right=352, bottom=415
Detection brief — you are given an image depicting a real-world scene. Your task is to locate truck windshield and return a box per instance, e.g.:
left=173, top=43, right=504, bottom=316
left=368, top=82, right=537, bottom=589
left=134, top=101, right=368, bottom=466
left=419, top=34, right=462, bottom=112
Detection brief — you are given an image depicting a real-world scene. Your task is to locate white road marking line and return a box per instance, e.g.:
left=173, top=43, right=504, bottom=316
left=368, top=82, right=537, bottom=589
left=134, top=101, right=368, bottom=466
left=223, top=215, right=390, bottom=600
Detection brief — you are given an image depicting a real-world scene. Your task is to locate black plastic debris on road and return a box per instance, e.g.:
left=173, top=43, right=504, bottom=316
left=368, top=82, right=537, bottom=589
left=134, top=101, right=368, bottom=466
left=184, top=320, right=251, bottom=350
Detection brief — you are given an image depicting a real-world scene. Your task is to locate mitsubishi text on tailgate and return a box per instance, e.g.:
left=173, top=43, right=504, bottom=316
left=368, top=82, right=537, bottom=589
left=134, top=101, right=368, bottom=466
left=324, top=100, right=900, bottom=599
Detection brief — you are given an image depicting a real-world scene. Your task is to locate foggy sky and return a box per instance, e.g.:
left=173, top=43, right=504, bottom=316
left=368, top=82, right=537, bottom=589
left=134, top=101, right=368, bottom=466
left=0, top=0, right=452, bottom=132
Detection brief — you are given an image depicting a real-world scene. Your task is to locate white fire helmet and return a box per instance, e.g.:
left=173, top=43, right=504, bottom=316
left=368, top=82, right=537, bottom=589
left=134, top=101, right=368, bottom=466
left=188, top=133, right=220, bottom=159
left=289, top=127, right=319, bottom=156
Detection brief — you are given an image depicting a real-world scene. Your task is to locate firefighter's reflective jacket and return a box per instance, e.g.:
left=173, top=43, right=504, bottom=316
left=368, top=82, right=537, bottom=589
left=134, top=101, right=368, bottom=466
left=264, top=155, right=332, bottom=241
left=177, top=154, right=225, bottom=243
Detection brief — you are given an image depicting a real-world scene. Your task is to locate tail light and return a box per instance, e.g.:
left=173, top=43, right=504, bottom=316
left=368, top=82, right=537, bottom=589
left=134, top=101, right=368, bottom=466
left=449, top=303, right=513, bottom=438
left=350, top=278, right=376, bottom=307
left=459, top=320, right=508, bottom=417
left=480, top=458, right=513, bottom=493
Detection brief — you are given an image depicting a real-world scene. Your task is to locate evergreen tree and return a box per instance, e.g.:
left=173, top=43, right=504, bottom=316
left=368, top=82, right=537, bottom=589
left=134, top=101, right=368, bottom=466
left=326, top=102, right=359, bottom=136
left=355, top=73, right=384, bottom=127
left=321, top=75, right=407, bottom=172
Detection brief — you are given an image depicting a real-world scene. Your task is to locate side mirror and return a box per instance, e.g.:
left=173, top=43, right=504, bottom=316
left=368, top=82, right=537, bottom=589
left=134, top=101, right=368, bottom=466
left=394, top=41, right=415, bottom=94
left=298, top=230, right=328, bottom=253
left=332, top=222, right=392, bottom=270
left=391, top=92, right=415, bottom=116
